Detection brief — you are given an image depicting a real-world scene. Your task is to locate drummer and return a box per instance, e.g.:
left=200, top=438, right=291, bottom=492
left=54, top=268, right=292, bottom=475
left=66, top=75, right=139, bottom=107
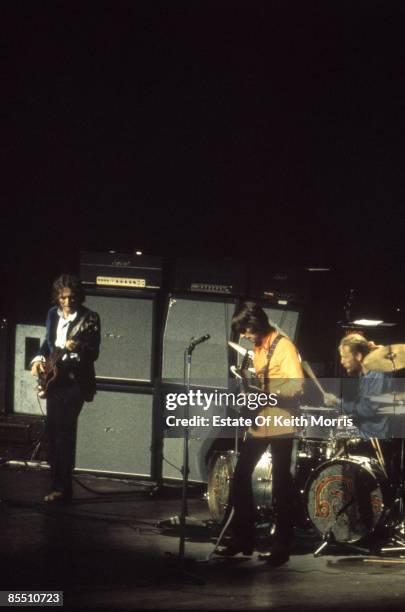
left=326, top=333, right=392, bottom=440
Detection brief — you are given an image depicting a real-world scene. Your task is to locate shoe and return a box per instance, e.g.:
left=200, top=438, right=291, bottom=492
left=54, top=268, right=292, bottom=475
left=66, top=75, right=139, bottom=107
left=258, top=546, right=290, bottom=567
left=214, top=541, right=254, bottom=557
left=43, top=491, right=72, bottom=504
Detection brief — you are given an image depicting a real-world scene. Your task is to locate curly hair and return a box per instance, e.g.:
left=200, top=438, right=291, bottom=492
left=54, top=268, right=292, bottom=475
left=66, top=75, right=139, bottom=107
left=51, top=274, right=85, bottom=305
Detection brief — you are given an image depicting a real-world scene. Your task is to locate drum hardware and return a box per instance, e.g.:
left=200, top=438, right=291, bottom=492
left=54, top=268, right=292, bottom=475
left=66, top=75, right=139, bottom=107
left=298, top=405, right=340, bottom=445
left=380, top=435, right=405, bottom=555
left=207, top=507, right=235, bottom=561
left=313, top=510, right=372, bottom=558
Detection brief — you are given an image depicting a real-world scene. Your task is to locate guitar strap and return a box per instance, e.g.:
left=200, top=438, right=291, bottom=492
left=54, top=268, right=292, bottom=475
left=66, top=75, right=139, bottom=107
left=264, top=333, right=283, bottom=381
left=266, top=334, right=283, bottom=363
left=67, top=312, right=89, bottom=340
left=256, top=334, right=284, bottom=389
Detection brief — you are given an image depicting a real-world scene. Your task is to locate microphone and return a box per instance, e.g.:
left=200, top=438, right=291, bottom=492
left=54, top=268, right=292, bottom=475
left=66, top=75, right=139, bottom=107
left=188, top=334, right=210, bottom=350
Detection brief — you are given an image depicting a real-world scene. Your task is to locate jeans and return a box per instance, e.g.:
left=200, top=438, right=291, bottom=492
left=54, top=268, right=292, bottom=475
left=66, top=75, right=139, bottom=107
left=46, top=382, right=84, bottom=495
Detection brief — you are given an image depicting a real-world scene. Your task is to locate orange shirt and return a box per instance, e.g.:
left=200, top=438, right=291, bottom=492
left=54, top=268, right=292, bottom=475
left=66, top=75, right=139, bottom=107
left=249, top=331, right=304, bottom=437
left=253, top=331, right=304, bottom=383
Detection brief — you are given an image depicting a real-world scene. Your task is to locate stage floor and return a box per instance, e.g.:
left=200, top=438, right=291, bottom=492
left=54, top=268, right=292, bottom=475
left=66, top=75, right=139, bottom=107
left=1, top=463, right=405, bottom=611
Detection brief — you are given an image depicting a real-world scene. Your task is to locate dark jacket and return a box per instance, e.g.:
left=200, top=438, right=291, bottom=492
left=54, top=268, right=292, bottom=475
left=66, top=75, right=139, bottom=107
left=38, top=305, right=101, bottom=401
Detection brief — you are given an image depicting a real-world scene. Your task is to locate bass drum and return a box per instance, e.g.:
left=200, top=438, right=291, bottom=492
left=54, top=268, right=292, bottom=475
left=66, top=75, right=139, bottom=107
left=207, top=450, right=272, bottom=523
left=305, top=456, right=390, bottom=543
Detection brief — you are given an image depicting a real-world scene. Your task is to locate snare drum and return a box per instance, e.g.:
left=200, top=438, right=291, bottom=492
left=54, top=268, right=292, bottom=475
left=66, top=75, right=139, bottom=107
left=305, top=455, right=390, bottom=543
left=298, top=406, right=339, bottom=440
left=207, top=450, right=272, bottom=523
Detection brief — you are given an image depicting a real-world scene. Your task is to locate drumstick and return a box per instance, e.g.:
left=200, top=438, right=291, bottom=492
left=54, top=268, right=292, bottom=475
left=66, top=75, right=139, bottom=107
left=370, top=438, right=388, bottom=479
left=301, top=361, right=328, bottom=396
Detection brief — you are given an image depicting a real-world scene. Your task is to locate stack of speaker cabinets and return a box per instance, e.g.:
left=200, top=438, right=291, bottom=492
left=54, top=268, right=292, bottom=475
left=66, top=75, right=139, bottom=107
left=74, top=252, right=162, bottom=479
left=6, top=253, right=304, bottom=484
left=159, top=258, right=247, bottom=483
left=0, top=319, right=7, bottom=415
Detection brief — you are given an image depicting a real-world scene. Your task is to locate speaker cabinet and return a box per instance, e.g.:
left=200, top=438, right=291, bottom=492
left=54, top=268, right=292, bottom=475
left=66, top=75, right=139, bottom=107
left=75, top=389, right=154, bottom=477
left=162, top=437, right=215, bottom=483
left=13, top=324, right=46, bottom=415
left=0, top=319, right=7, bottom=413
left=162, top=296, right=236, bottom=388
left=161, top=386, right=232, bottom=483
left=262, top=306, right=300, bottom=341
left=84, top=292, right=155, bottom=383
left=234, top=307, right=300, bottom=363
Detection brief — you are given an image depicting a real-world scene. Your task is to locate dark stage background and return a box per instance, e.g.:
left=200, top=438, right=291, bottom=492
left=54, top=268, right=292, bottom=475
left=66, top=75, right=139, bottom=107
left=1, top=1, right=404, bottom=360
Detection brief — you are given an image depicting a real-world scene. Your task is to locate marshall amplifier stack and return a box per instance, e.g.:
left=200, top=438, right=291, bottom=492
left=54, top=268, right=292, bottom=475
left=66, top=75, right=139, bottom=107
left=247, top=266, right=307, bottom=342
left=75, top=251, right=163, bottom=479
left=80, top=251, right=162, bottom=291
left=174, top=257, right=247, bottom=296
left=249, top=266, right=309, bottom=306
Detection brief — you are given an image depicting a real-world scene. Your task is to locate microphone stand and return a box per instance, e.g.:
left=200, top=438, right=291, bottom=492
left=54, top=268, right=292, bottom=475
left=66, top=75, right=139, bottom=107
left=163, top=335, right=209, bottom=584
left=178, top=343, right=193, bottom=560
left=178, top=335, right=210, bottom=562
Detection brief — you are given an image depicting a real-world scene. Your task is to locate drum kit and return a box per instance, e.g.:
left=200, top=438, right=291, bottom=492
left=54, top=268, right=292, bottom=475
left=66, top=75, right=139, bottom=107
left=207, top=343, right=405, bottom=556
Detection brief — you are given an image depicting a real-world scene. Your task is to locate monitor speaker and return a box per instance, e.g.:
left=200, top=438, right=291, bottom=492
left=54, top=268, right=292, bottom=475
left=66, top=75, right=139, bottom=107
left=84, top=292, right=155, bottom=383
left=75, top=388, right=155, bottom=477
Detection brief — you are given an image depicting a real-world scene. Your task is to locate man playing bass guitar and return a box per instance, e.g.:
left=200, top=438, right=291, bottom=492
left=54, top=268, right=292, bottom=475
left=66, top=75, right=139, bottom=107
left=31, top=274, right=100, bottom=503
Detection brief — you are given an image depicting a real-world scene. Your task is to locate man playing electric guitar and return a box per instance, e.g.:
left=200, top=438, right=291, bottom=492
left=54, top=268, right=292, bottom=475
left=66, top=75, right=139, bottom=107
left=31, top=274, right=100, bottom=503
left=216, top=302, right=304, bottom=566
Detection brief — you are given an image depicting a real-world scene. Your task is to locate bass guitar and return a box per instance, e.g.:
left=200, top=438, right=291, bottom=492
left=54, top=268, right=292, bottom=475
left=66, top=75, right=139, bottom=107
left=37, top=315, right=97, bottom=398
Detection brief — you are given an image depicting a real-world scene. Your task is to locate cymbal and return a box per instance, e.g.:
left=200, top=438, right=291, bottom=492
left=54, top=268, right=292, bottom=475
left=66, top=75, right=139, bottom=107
left=363, top=344, right=405, bottom=372
left=299, top=405, right=338, bottom=413
left=369, top=392, right=405, bottom=404
left=378, top=405, right=405, bottom=416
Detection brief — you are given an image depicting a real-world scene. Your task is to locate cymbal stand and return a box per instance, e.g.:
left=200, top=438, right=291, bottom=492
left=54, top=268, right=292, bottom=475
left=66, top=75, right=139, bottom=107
left=380, top=436, right=405, bottom=553
left=379, top=349, right=405, bottom=553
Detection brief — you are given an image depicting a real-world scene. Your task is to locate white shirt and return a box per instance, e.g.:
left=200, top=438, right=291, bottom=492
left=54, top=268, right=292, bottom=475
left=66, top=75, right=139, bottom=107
left=32, top=309, right=79, bottom=364
left=55, top=309, right=78, bottom=349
